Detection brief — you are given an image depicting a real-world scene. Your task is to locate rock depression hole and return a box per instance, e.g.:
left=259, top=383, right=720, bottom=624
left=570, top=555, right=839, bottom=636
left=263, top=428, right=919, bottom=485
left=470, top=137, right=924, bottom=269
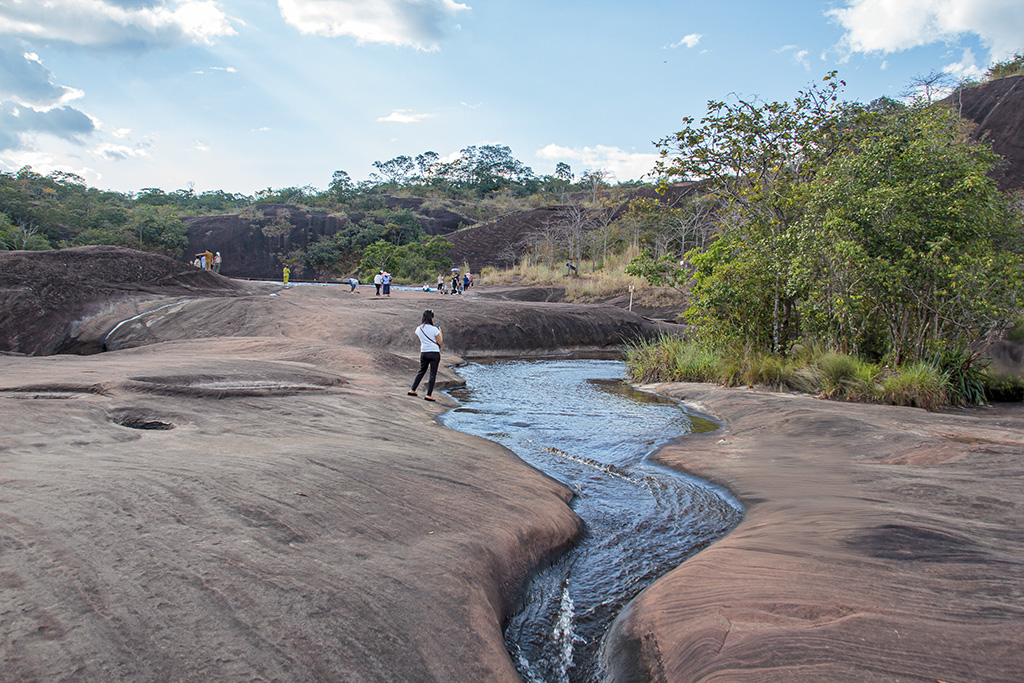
left=110, top=410, right=175, bottom=430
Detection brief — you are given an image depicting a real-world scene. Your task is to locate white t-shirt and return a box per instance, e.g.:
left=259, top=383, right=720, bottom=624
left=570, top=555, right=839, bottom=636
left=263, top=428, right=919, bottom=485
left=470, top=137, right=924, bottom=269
left=416, top=324, right=441, bottom=353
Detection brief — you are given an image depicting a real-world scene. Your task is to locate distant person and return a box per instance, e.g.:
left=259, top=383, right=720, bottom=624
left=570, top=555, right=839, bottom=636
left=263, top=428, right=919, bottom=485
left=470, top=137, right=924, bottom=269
left=382, top=271, right=392, bottom=297
left=422, top=282, right=430, bottom=292
left=463, top=273, right=470, bottom=292
left=193, top=258, right=201, bottom=268
left=283, top=266, right=290, bottom=285
left=451, top=273, right=459, bottom=295
left=213, top=252, right=222, bottom=274
left=348, top=276, right=360, bottom=293
left=467, top=271, right=474, bottom=288
left=408, top=309, right=442, bottom=402
left=374, top=271, right=383, bottom=296
left=437, top=274, right=445, bottom=294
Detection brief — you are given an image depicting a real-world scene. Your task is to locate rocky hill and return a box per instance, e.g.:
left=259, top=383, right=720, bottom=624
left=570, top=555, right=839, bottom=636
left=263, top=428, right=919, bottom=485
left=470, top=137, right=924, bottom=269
left=186, top=201, right=470, bottom=280
left=948, top=74, right=1024, bottom=191
left=0, top=245, right=254, bottom=355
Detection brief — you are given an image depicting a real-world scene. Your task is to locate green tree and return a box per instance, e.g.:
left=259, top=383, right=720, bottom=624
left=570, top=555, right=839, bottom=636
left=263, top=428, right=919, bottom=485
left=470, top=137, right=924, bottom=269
left=0, top=213, right=51, bottom=250
left=130, top=205, right=188, bottom=256
left=793, top=102, right=1023, bottom=363
left=360, top=240, right=398, bottom=274
left=328, top=170, right=354, bottom=203
left=371, top=155, right=416, bottom=186
left=645, top=72, right=851, bottom=351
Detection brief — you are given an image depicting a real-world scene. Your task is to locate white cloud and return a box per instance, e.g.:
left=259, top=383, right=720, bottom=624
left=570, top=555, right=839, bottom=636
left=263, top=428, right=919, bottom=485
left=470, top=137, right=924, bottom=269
left=93, top=142, right=150, bottom=161
left=0, top=0, right=236, bottom=48
left=376, top=109, right=434, bottom=123
left=829, top=0, right=1024, bottom=62
left=942, top=46, right=986, bottom=81
left=112, top=128, right=132, bottom=139
left=776, top=44, right=811, bottom=69
left=0, top=150, right=102, bottom=184
left=195, top=140, right=210, bottom=152
left=209, top=66, right=237, bottom=73
left=278, top=0, right=470, bottom=50
left=0, top=46, right=84, bottom=109
left=537, top=144, right=660, bottom=182
left=0, top=46, right=95, bottom=151
left=670, top=33, right=702, bottom=49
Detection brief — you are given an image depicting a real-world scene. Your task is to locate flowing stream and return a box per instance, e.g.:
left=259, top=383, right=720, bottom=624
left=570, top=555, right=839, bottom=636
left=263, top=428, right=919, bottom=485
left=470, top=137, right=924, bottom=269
left=439, top=358, right=743, bottom=682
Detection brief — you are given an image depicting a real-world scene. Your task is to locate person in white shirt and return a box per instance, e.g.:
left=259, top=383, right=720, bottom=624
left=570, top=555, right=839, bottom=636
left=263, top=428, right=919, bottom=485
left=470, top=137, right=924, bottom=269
left=374, top=271, right=383, bottom=296
left=408, top=309, right=443, bottom=401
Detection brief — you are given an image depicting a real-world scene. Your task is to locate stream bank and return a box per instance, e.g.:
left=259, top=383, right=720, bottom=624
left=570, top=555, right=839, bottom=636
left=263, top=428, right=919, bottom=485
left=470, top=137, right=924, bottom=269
left=441, top=358, right=741, bottom=681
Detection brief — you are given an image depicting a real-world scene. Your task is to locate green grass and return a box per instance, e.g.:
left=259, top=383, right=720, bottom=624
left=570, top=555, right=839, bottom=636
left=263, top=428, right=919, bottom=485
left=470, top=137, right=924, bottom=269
left=880, top=362, right=948, bottom=411
left=625, top=338, right=1008, bottom=411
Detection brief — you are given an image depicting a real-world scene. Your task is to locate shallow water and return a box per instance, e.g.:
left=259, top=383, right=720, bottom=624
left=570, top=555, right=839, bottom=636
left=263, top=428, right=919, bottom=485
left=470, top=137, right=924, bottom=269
left=440, top=358, right=742, bottom=682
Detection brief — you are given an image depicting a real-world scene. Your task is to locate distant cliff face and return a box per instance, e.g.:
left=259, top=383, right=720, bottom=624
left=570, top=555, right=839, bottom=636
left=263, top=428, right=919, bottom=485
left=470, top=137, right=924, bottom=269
left=185, top=201, right=469, bottom=280
left=950, top=74, right=1024, bottom=191
left=185, top=204, right=347, bottom=280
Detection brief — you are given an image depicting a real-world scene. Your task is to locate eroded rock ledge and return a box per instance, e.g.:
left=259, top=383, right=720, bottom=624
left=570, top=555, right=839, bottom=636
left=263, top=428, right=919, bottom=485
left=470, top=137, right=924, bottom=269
left=603, top=383, right=1024, bottom=682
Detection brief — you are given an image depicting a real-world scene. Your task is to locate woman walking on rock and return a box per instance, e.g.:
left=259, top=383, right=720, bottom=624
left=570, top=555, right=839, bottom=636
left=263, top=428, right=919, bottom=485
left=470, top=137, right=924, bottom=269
left=408, top=309, right=442, bottom=401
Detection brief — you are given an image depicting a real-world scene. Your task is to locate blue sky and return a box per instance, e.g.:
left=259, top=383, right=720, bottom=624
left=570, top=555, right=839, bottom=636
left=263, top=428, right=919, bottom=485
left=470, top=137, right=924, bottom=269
left=1, top=0, right=1021, bottom=194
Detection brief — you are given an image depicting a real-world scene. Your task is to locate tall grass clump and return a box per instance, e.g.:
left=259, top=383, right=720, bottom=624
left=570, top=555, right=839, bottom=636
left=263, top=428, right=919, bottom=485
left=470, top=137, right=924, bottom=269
left=626, top=335, right=1011, bottom=412
left=937, top=350, right=988, bottom=407
left=626, top=335, right=718, bottom=384
left=881, top=362, right=948, bottom=411
left=714, top=350, right=800, bottom=390
left=811, top=351, right=880, bottom=400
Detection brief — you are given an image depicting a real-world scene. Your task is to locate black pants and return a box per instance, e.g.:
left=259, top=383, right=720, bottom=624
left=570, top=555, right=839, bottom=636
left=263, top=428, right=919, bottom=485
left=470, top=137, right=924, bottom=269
left=412, top=352, right=441, bottom=396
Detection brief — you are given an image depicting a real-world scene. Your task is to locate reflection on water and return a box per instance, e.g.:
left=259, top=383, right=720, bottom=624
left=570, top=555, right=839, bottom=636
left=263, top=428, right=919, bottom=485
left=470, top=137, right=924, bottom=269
left=440, top=359, right=742, bottom=682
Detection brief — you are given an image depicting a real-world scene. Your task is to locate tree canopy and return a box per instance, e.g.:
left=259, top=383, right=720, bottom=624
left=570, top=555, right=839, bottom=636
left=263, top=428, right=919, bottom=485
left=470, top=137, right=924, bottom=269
left=629, top=73, right=1023, bottom=365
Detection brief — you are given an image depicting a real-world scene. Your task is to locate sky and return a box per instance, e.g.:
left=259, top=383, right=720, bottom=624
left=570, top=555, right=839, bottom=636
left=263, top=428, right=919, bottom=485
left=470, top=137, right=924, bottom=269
left=1, top=0, right=1022, bottom=195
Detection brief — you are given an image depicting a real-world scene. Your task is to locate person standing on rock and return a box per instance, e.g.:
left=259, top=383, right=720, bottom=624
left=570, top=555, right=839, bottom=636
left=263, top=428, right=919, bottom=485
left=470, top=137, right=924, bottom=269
left=382, top=271, right=392, bottom=297
left=374, top=271, right=383, bottom=296
left=213, top=252, right=222, bottom=274
left=408, top=309, right=442, bottom=402
left=283, top=266, right=290, bottom=285
left=437, top=274, right=445, bottom=294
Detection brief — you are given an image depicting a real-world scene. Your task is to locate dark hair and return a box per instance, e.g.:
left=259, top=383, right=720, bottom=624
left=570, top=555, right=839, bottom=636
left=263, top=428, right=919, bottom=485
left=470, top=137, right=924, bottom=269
left=421, top=309, right=434, bottom=325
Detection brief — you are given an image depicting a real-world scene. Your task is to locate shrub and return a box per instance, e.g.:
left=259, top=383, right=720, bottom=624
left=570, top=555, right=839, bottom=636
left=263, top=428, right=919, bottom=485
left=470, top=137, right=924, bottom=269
left=626, top=335, right=718, bottom=384
left=881, top=363, right=948, bottom=411
left=735, top=352, right=798, bottom=390
left=816, top=352, right=860, bottom=397
left=984, top=372, right=1024, bottom=402
left=986, top=52, right=1024, bottom=81
left=937, top=350, right=989, bottom=407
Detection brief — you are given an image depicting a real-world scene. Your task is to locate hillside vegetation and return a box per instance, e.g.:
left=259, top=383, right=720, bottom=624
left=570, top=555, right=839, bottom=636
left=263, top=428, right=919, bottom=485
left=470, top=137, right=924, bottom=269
left=625, top=69, right=1024, bottom=409
left=2, top=63, right=1022, bottom=410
